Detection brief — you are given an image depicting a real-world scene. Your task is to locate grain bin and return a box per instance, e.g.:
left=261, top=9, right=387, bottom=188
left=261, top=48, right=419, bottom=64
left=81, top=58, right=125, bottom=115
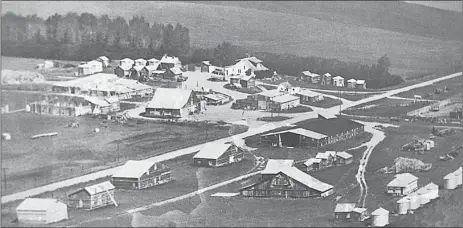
left=425, top=182, right=439, bottom=200
left=371, top=207, right=389, bottom=227
left=417, top=192, right=430, bottom=205
left=444, top=172, right=457, bottom=190
left=397, top=198, right=409, bottom=215
left=408, top=194, right=421, bottom=210
left=455, top=167, right=462, bottom=186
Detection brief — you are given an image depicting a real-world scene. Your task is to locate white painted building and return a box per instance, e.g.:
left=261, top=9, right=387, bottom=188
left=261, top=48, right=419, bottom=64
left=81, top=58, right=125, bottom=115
left=225, top=56, right=268, bottom=76
left=333, top=76, right=345, bottom=87
left=16, top=198, right=68, bottom=224
left=371, top=207, right=389, bottom=227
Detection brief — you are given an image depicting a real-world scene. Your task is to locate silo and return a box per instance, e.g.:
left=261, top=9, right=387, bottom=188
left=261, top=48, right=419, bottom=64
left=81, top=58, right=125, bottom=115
left=425, top=182, right=439, bottom=200
left=417, top=192, right=430, bottom=205
left=397, top=198, right=409, bottom=215
left=408, top=194, right=421, bottom=210
left=444, top=173, right=457, bottom=190
left=371, top=207, right=389, bottom=227
left=455, top=167, right=462, bottom=186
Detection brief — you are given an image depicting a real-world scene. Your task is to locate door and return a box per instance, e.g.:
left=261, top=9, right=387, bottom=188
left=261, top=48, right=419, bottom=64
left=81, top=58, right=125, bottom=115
left=229, top=155, right=235, bottom=164
left=78, top=200, right=83, bottom=208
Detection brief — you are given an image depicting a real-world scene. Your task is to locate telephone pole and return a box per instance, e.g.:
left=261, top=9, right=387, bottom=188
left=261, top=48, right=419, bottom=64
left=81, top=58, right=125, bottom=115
left=2, top=168, right=8, bottom=190
left=117, top=142, right=120, bottom=162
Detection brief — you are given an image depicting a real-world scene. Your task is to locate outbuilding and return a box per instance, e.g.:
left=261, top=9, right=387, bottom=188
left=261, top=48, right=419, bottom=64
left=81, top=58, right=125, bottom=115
left=201, top=61, right=213, bottom=73
left=352, top=207, right=368, bottom=221
left=300, top=71, right=321, bottom=84
left=193, top=142, right=244, bottom=167
left=16, top=198, right=68, bottom=224
left=397, top=197, right=410, bottom=215
left=386, top=173, right=419, bottom=196
left=271, top=94, right=300, bottom=111
left=203, top=93, right=229, bottom=105
left=320, top=73, right=332, bottom=85
left=67, top=181, right=117, bottom=210
left=407, top=194, right=421, bottom=211
left=134, top=58, right=147, bottom=67
left=371, top=207, right=389, bottom=227
left=293, top=88, right=324, bottom=104
left=334, top=203, right=356, bottom=220
left=259, top=128, right=328, bottom=148
left=130, top=65, right=145, bottom=81
left=444, top=171, right=458, bottom=190
left=111, top=160, right=172, bottom=190
left=336, top=151, right=353, bottom=165
left=333, top=76, right=345, bottom=87
left=240, top=75, right=256, bottom=88
left=347, top=79, right=357, bottom=88
left=356, top=80, right=366, bottom=89
left=120, top=58, right=134, bottom=68
left=114, top=65, right=132, bottom=78
left=424, top=182, right=439, bottom=200
left=147, top=58, right=159, bottom=66
left=299, top=158, right=322, bottom=172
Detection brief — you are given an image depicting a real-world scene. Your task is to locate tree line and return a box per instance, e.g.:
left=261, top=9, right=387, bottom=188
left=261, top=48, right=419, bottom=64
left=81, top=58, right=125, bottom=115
left=1, top=12, right=190, bottom=60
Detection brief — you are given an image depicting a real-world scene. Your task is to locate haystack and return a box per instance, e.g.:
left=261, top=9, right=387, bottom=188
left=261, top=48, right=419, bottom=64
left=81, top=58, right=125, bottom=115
left=393, top=157, right=432, bottom=173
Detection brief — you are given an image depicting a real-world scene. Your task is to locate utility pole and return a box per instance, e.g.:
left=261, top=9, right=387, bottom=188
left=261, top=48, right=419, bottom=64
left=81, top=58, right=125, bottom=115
left=1, top=168, right=8, bottom=190
left=117, top=142, right=120, bottom=162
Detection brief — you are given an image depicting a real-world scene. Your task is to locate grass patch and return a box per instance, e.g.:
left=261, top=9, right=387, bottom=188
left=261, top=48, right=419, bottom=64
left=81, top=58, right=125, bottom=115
left=274, top=105, right=313, bottom=113
left=304, top=97, right=342, bottom=108
left=343, top=98, right=433, bottom=117
left=256, top=116, right=292, bottom=122
left=223, top=84, right=262, bottom=94
left=395, top=76, right=463, bottom=101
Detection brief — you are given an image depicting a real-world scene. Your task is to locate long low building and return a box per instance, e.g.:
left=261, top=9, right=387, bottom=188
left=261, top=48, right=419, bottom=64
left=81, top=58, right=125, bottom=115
left=145, top=88, right=203, bottom=118
left=193, top=142, right=244, bottom=167
left=16, top=198, right=68, bottom=224
left=51, top=73, right=153, bottom=100
left=111, top=160, right=172, bottom=190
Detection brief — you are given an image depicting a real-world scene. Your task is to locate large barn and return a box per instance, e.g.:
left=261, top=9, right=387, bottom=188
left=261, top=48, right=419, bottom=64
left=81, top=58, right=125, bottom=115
left=240, top=166, right=334, bottom=198
left=193, top=142, right=244, bottom=167
left=111, top=160, right=172, bottom=190
left=145, top=88, right=202, bottom=118
left=16, top=198, right=68, bottom=224
left=67, top=181, right=116, bottom=210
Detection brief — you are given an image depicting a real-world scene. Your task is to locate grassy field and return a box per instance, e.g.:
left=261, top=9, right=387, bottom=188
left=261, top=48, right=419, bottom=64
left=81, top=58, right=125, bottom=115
left=305, top=97, right=343, bottom=108
left=256, top=116, right=292, bottom=122
left=1, top=56, right=83, bottom=80
left=343, top=98, right=433, bottom=117
left=1, top=152, right=256, bottom=227
left=317, top=91, right=377, bottom=101
left=395, top=76, right=463, bottom=100
left=3, top=2, right=461, bottom=78
left=0, top=108, right=248, bottom=196
left=0, top=91, right=44, bottom=111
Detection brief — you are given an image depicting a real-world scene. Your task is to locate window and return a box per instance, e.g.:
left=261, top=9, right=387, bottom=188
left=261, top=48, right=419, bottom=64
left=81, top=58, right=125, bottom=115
left=272, top=176, right=289, bottom=185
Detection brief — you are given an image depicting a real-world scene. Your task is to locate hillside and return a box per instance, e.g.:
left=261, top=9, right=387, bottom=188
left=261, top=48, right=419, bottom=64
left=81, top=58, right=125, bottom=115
left=193, top=1, right=462, bottom=41
left=2, top=1, right=461, bottom=77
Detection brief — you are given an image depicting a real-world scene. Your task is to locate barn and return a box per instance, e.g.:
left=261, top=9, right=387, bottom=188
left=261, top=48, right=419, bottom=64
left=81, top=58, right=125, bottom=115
left=260, top=159, right=294, bottom=180
left=259, top=128, right=328, bottom=148
left=16, top=198, right=68, bottom=224
left=271, top=94, right=300, bottom=111
left=67, top=181, right=116, bottom=210
left=240, top=166, right=334, bottom=198
left=298, top=158, right=321, bottom=172
left=145, top=88, right=201, bottom=118
left=111, top=160, right=172, bottom=190
left=193, top=142, right=244, bottom=167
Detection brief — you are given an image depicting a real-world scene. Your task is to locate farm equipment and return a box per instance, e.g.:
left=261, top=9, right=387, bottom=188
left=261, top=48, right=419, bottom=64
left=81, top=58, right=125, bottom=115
left=439, top=146, right=462, bottom=161
left=432, top=126, right=455, bottom=137
left=401, top=136, right=433, bottom=152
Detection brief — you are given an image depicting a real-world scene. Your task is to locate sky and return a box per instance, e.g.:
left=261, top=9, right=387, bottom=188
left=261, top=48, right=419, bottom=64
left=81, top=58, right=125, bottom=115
left=404, top=1, right=462, bottom=12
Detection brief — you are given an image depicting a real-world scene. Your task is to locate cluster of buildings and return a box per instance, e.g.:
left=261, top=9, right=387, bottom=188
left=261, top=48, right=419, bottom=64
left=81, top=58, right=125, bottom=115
left=298, top=151, right=353, bottom=172
left=114, top=55, right=183, bottom=82
left=233, top=82, right=325, bottom=111
left=239, top=159, right=334, bottom=198
left=259, top=114, right=365, bottom=148
left=299, top=71, right=367, bottom=89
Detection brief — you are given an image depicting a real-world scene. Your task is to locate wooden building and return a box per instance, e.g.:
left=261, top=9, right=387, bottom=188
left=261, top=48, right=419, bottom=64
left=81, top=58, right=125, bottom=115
left=253, top=90, right=284, bottom=110
left=129, top=65, right=144, bottom=81
left=203, top=93, right=229, bottom=105
left=114, top=65, right=132, bottom=78
left=293, top=88, right=324, bottom=104
left=160, top=54, right=182, bottom=70
left=352, top=207, right=368, bottom=221
left=97, top=56, right=110, bottom=67
left=146, top=88, right=201, bottom=118
left=201, top=61, right=213, bottom=73
left=67, top=181, right=117, bottom=210
left=277, top=82, right=293, bottom=93
left=333, top=76, right=345, bottom=87
left=300, top=71, right=320, bottom=84
left=134, top=58, right=147, bottom=67
left=164, top=67, right=183, bottom=81
left=193, top=142, right=244, bottom=167
left=356, top=80, right=366, bottom=89
left=271, top=94, right=300, bottom=111
left=240, top=166, right=334, bottom=198
left=334, top=203, right=356, bottom=220
left=259, top=128, right=328, bottom=148
left=119, top=58, right=134, bottom=69
left=111, top=160, right=172, bottom=190
left=240, top=75, right=256, bottom=88
left=298, top=158, right=321, bottom=172
left=260, top=159, right=295, bottom=180
left=147, top=58, right=159, bottom=66
left=336, top=151, right=353, bottom=165
left=347, top=79, right=357, bottom=88
left=320, top=73, right=332, bottom=85
left=16, top=198, right=68, bottom=224
left=386, top=173, right=419, bottom=196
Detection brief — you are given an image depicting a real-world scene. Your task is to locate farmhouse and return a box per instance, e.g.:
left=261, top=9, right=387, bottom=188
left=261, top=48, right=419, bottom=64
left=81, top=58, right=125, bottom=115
left=97, top=56, right=110, bottom=67
left=271, top=94, right=300, bottom=111
left=111, top=160, right=172, bottom=190
left=260, top=128, right=328, bottom=148
left=160, top=54, right=182, bottom=70
left=277, top=82, right=293, bottom=93
left=300, top=71, right=321, bottom=84
left=120, top=58, right=134, bottom=68
left=145, top=88, right=201, bottom=118
left=16, top=198, right=68, bottom=224
left=356, top=80, right=366, bottom=89
left=333, top=76, right=345, bottom=87
left=67, top=181, right=116, bottom=210
left=240, top=166, right=333, bottom=198
left=51, top=73, right=153, bottom=100
left=371, top=207, right=389, bottom=227
left=114, top=65, right=132, bottom=78
left=134, top=58, right=147, bottom=66
left=347, top=79, right=357, bottom=88
left=386, top=173, right=419, bottom=196
left=226, top=56, right=268, bottom=76
left=292, top=88, right=324, bottom=104
left=193, top=142, right=244, bottom=167
left=334, top=203, right=356, bottom=220
left=261, top=159, right=295, bottom=180
left=336, top=151, right=353, bottom=165
left=320, top=73, right=332, bottom=85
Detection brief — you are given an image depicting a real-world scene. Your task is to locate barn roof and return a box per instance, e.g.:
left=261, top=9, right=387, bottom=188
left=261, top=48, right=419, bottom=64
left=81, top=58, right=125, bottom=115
left=203, top=93, right=228, bottom=101
left=144, top=65, right=159, bottom=72
left=304, top=158, right=322, bottom=166
left=135, top=58, right=146, bottom=62
left=387, top=173, right=418, bottom=187
left=170, top=67, right=183, bottom=75
left=326, top=151, right=337, bottom=157
left=261, top=159, right=294, bottom=175
left=296, top=89, right=321, bottom=97
left=83, top=181, right=115, bottom=195
left=112, top=160, right=156, bottom=178
left=337, top=151, right=353, bottom=159
left=315, top=152, right=329, bottom=160
left=301, top=71, right=320, bottom=77
left=334, top=203, right=356, bottom=213
left=16, top=198, right=65, bottom=211
left=271, top=94, right=299, bottom=103
left=371, top=207, right=389, bottom=215
left=147, top=88, right=193, bottom=110
left=298, top=118, right=364, bottom=137
left=193, top=142, right=232, bottom=160
left=132, top=65, right=144, bottom=72
left=260, top=128, right=327, bottom=140
left=256, top=89, right=283, bottom=98
left=333, top=76, right=344, bottom=80
left=148, top=58, right=159, bottom=62
left=98, top=56, right=109, bottom=61
left=279, top=166, right=333, bottom=192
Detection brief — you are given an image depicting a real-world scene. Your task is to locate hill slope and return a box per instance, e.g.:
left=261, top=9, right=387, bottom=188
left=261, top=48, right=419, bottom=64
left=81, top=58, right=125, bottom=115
left=2, top=1, right=461, bottom=77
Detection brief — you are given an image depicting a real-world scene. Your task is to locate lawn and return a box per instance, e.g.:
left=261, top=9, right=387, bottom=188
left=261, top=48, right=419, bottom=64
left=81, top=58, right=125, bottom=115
left=269, top=105, right=313, bottom=114
left=304, top=97, right=342, bottom=108
left=1, top=152, right=257, bottom=227
left=395, top=76, right=463, bottom=101
left=0, top=111, right=248, bottom=196
left=316, top=91, right=376, bottom=101
left=343, top=98, right=433, bottom=117
left=223, top=84, right=262, bottom=94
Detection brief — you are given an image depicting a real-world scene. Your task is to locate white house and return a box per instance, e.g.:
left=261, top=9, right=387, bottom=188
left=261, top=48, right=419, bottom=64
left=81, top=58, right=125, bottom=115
left=120, top=58, right=135, bottom=69
left=97, top=56, right=110, bottom=67
left=333, top=76, right=345, bottom=87
left=356, top=80, right=366, bottom=89
left=225, top=56, right=268, bottom=76
left=277, top=82, right=293, bottom=93
left=77, top=60, right=103, bottom=76
left=134, top=58, right=147, bottom=67
left=16, top=198, right=68, bottom=224
left=386, top=173, right=419, bottom=196
left=347, top=79, right=357, bottom=88
left=147, top=58, right=160, bottom=66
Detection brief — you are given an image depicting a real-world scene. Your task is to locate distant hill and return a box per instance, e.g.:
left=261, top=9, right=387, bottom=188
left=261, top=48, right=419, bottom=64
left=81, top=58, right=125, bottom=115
left=193, top=1, right=462, bottom=41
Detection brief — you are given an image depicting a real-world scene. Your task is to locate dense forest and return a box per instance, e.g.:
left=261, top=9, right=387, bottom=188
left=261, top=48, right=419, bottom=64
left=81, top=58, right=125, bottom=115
left=1, top=12, right=190, bottom=60
left=2, top=12, right=404, bottom=89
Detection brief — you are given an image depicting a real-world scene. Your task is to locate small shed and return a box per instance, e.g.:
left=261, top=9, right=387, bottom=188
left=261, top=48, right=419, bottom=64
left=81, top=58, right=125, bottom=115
left=193, top=142, right=244, bottom=167
left=201, top=61, right=212, bottom=73
left=444, top=172, right=457, bottom=190
left=333, top=76, right=345, bottom=87
left=347, top=79, right=357, bottom=88
left=301, top=158, right=321, bottom=172
left=67, top=181, right=117, bottom=210
left=397, top=197, right=409, bottom=215
left=407, top=194, right=421, bottom=210
left=352, top=207, right=368, bottom=221
left=334, top=203, right=356, bottom=220
left=16, top=198, right=68, bottom=224
left=424, top=182, right=439, bottom=200
left=336, top=151, right=353, bottom=165
left=371, top=207, right=389, bottom=227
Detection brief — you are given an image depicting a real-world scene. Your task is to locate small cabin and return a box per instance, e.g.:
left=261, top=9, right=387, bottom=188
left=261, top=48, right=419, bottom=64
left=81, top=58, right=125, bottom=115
left=67, top=181, right=116, bottom=210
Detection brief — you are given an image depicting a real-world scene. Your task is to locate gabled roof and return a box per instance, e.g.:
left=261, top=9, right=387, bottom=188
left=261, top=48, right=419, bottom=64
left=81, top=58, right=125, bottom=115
left=387, top=173, right=419, bottom=187
left=121, top=58, right=134, bottom=62
left=323, top=73, right=332, bottom=77
left=279, top=166, right=333, bottom=192
left=371, top=207, right=389, bottom=215
left=202, top=61, right=211, bottom=66
left=296, top=89, right=321, bottom=97
left=161, top=55, right=181, bottom=64
left=241, top=75, right=254, bottom=81
left=352, top=207, right=367, bottom=214
left=148, top=58, right=159, bottom=62
left=334, top=203, right=356, bottom=213
left=298, top=118, right=364, bottom=137
left=261, top=128, right=327, bottom=140
left=256, top=89, right=284, bottom=98
left=315, top=152, right=329, bottom=160
left=356, top=80, right=366, bottom=84
left=16, top=198, right=65, bottom=211
left=261, top=159, right=294, bottom=175
left=347, top=79, right=357, bottom=83
left=301, top=71, right=320, bottom=77
left=271, top=94, right=299, bottom=103
left=112, top=160, right=156, bottom=178
left=203, top=93, right=228, bottom=101
left=337, top=151, right=353, bottom=159
left=325, top=151, right=337, bottom=157
left=193, top=142, right=233, bottom=160
left=318, top=112, right=337, bottom=119
left=304, top=158, right=322, bottom=166
left=333, top=76, right=344, bottom=80
left=170, top=67, right=183, bottom=75
left=117, top=65, right=132, bottom=71
left=147, top=88, right=193, bottom=110
left=278, top=82, right=293, bottom=89
left=144, top=65, right=159, bottom=72
left=83, top=181, right=115, bottom=195
left=424, top=182, right=438, bottom=190
left=98, top=56, right=109, bottom=61
left=135, top=58, right=147, bottom=62
left=132, top=65, right=145, bottom=72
